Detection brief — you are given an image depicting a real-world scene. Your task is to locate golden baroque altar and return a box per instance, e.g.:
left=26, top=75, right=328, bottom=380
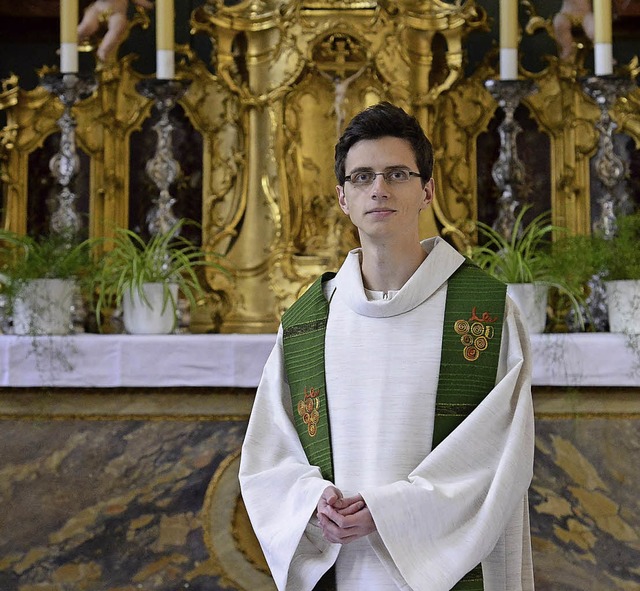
left=1, top=0, right=639, bottom=333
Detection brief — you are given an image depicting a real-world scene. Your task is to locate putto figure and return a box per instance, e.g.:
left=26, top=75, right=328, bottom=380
left=77, top=0, right=154, bottom=63
left=553, top=0, right=595, bottom=62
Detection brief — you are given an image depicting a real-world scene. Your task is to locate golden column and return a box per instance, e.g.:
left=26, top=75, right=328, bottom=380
left=199, top=2, right=295, bottom=332
left=195, top=0, right=487, bottom=332
left=398, top=0, right=486, bottom=241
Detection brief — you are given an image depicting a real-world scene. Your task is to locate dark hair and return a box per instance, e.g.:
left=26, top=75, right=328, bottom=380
left=334, top=101, right=434, bottom=186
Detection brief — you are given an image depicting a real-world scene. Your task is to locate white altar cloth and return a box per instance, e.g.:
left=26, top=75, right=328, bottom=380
left=0, top=333, right=638, bottom=388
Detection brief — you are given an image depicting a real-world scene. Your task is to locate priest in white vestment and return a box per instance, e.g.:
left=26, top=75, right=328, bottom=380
left=239, top=102, right=535, bottom=591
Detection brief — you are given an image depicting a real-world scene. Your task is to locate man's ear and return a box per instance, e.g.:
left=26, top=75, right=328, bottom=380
left=420, top=178, right=435, bottom=210
left=336, top=185, right=349, bottom=214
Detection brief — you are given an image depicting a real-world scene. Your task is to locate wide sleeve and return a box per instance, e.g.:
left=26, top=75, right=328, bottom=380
left=361, top=298, right=535, bottom=591
left=238, top=327, right=341, bottom=591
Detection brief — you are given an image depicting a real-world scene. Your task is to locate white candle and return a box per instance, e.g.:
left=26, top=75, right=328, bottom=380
left=593, top=0, right=613, bottom=75
left=60, top=0, right=79, bottom=74
left=499, top=0, right=518, bottom=80
left=156, top=0, right=175, bottom=79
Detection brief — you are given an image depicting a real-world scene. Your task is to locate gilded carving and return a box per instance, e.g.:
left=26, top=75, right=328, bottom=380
left=1, top=1, right=639, bottom=333
left=0, top=76, right=19, bottom=228
left=429, top=70, right=496, bottom=250
left=203, top=451, right=275, bottom=591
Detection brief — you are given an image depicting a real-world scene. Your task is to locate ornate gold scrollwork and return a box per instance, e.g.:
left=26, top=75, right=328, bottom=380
left=1, top=1, right=639, bottom=333
left=0, top=75, right=19, bottom=229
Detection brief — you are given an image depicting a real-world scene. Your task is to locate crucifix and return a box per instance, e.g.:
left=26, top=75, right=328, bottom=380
left=316, top=35, right=368, bottom=136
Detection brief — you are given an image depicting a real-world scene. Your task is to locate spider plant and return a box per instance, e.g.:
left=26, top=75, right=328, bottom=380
left=469, top=207, right=557, bottom=284
left=469, top=207, right=587, bottom=328
left=93, top=219, right=226, bottom=332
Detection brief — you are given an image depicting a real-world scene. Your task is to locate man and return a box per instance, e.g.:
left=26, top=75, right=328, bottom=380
left=239, top=102, right=535, bottom=591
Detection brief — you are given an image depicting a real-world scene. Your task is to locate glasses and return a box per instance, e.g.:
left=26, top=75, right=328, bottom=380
left=344, top=167, right=422, bottom=187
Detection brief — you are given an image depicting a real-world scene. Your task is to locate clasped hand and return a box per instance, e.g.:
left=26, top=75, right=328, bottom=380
left=316, top=486, right=376, bottom=544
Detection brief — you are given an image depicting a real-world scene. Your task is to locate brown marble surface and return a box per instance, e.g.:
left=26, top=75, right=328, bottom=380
left=0, top=389, right=251, bottom=591
left=530, top=411, right=640, bottom=590
left=0, top=387, right=639, bottom=590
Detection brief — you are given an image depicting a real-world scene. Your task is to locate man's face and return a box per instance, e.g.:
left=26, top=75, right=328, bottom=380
left=336, top=136, right=433, bottom=244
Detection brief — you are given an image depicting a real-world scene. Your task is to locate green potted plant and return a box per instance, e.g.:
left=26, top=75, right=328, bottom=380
left=540, top=232, right=604, bottom=332
left=93, top=219, right=227, bottom=334
left=596, top=211, right=640, bottom=333
left=0, top=230, right=94, bottom=335
left=468, top=207, right=586, bottom=333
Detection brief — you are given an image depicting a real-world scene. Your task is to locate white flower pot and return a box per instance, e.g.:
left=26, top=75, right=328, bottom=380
left=122, top=282, right=178, bottom=335
left=507, top=283, right=548, bottom=334
left=605, top=279, right=640, bottom=334
left=12, top=278, right=76, bottom=336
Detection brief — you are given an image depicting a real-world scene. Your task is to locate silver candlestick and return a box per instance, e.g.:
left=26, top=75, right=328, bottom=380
left=40, top=73, right=97, bottom=241
left=579, top=75, right=636, bottom=332
left=136, top=78, right=191, bottom=237
left=581, top=74, right=636, bottom=238
left=484, top=79, right=536, bottom=240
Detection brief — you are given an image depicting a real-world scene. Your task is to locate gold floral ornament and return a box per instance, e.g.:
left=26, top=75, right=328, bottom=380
left=297, top=387, right=321, bottom=437
left=454, top=307, right=498, bottom=362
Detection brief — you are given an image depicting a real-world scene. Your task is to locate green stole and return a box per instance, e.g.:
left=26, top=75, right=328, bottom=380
left=281, top=261, right=507, bottom=591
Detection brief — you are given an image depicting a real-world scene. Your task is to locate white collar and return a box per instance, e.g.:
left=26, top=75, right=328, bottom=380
left=331, top=237, right=465, bottom=318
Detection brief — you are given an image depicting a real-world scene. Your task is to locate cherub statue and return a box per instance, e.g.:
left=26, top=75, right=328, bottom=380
left=77, top=0, right=154, bottom=63
left=553, top=0, right=595, bottom=62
